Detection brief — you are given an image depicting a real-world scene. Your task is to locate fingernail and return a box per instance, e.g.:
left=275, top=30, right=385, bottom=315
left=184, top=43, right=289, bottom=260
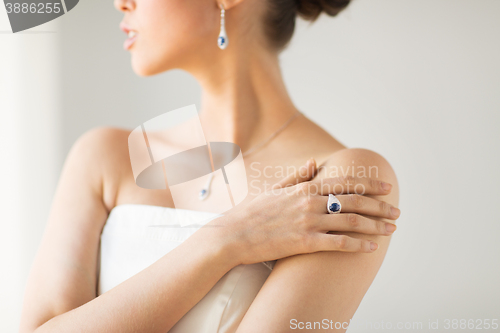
left=391, top=207, right=401, bottom=217
left=370, top=242, right=378, bottom=251
left=385, top=223, right=396, bottom=233
left=381, top=182, right=392, bottom=191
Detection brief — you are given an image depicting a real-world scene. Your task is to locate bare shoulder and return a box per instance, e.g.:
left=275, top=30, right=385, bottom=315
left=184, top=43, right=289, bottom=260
left=72, top=126, right=131, bottom=153
left=322, top=147, right=395, bottom=171
left=68, top=126, right=133, bottom=210
left=69, top=126, right=132, bottom=178
left=317, top=147, right=400, bottom=206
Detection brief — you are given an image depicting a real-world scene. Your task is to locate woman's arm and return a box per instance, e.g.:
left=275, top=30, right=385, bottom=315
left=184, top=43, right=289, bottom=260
left=235, top=148, right=400, bottom=333
left=19, top=127, right=240, bottom=333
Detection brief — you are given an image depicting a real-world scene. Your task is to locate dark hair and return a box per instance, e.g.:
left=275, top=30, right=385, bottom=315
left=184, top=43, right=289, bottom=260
left=263, top=0, right=351, bottom=52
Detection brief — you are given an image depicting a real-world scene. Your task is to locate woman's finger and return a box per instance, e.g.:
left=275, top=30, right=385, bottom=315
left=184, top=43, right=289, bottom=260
left=312, top=233, right=378, bottom=253
left=307, top=175, right=392, bottom=196
left=272, top=158, right=317, bottom=189
left=318, top=213, right=397, bottom=235
left=331, top=194, right=401, bottom=220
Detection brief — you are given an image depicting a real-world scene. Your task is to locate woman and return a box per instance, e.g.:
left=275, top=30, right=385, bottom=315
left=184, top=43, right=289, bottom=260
left=20, top=0, right=400, bottom=332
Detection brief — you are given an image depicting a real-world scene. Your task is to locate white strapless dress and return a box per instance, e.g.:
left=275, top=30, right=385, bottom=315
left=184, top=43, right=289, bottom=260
left=97, top=204, right=276, bottom=333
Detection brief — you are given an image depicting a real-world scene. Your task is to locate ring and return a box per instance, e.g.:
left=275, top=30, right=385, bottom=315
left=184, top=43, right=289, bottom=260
left=327, top=194, right=342, bottom=214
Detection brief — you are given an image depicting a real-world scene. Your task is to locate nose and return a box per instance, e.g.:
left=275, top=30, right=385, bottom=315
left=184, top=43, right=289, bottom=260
left=114, top=0, right=135, bottom=12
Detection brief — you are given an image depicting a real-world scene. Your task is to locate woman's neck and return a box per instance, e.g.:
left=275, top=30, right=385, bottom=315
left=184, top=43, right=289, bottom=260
left=190, top=48, right=300, bottom=152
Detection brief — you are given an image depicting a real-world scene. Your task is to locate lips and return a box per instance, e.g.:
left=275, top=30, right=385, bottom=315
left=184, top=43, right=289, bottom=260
left=120, top=21, right=138, bottom=50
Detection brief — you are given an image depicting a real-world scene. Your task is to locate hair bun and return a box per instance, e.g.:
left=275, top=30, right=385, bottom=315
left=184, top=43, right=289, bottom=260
left=296, top=0, right=351, bottom=22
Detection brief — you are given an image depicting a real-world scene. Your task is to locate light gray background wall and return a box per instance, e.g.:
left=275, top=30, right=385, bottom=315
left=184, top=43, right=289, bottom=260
left=1, top=0, right=499, bottom=332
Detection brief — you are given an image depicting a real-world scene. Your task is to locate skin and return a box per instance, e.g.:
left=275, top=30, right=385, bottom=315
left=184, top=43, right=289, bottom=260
left=19, top=0, right=400, bottom=332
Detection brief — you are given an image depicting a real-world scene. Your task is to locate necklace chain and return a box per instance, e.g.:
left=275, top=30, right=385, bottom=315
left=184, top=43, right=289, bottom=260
left=199, top=110, right=302, bottom=201
left=241, top=110, right=302, bottom=157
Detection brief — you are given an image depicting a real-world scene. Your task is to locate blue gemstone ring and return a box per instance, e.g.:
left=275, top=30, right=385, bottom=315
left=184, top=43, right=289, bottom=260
left=327, top=194, right=342, bottom=214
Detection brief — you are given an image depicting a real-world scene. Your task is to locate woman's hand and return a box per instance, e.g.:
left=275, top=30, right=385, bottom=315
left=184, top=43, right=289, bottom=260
left=214, top=158, right=400, bottom=266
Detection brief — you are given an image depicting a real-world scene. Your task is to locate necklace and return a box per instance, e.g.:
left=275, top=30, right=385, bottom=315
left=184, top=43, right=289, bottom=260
left=199, top=110, right=302, bottom=200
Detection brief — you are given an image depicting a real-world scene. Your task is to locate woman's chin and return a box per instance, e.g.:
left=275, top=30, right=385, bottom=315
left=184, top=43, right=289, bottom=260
left=131, top=57, right=166, bottom=77
left=131, top=62, right=157, bottom=77
left=132, top=67, right=154, bottom=77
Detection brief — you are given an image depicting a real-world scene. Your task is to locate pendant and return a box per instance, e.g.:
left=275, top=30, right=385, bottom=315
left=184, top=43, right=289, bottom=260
left=199, top=173, right=214, bottom=200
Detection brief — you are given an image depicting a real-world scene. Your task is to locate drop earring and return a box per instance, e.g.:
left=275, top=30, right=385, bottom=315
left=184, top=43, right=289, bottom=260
left=217, top=4, right=228, bottom=49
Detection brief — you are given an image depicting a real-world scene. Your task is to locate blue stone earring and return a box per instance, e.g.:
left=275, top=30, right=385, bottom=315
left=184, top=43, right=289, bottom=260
left=218, top=4, right=228, bottom=49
